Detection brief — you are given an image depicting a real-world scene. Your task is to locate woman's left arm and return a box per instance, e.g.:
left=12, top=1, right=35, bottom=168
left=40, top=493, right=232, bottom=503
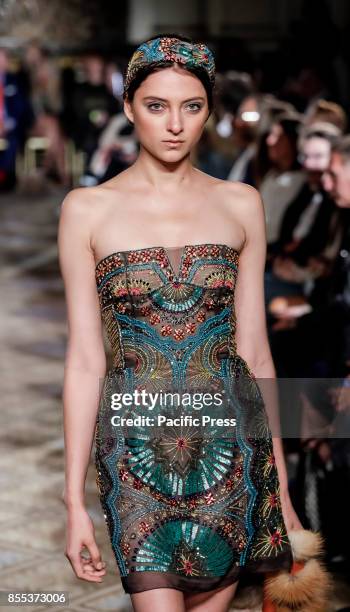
left=229, top=183, right=303, bottom=531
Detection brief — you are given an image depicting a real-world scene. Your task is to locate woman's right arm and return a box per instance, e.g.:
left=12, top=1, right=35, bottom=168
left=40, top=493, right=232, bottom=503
left=58, top=189, right=107, bottom=582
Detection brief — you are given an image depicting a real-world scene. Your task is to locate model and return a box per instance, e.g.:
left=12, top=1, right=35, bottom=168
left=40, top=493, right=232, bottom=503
left=59, top=33, right=302, bottom=612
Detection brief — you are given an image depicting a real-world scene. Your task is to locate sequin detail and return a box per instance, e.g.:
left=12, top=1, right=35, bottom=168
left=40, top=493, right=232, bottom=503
left=94, top=243, right=293, bottom=593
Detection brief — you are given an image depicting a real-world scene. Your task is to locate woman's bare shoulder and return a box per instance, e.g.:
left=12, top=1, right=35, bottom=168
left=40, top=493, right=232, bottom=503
left=215, top=178, right=260, bottom=204
left=203, top=176, right=262, bottom=221
left=59, top=175, right=129, bottom=224
left=61, top=184, right=114, bottom=213
left=195, top=169, right=260, bottom=206
left=209, top=178, right=265, bottom=249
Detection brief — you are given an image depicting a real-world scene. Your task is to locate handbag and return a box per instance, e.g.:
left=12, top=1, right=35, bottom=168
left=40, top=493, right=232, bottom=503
left=262, top=529, right=332, bottom=611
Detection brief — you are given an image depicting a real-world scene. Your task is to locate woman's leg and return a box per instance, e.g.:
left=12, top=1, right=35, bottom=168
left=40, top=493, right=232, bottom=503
left=130, top=588, right=186, bottom=612
left=184, top=581, right=239, bottom=612
left=130, top=580, right=239, bottom=612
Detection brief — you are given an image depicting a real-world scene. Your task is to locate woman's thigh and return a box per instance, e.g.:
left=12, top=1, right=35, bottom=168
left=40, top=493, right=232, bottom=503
left=130, top=587, right=186, bottom=612
left=184, top=580, right=239, bottom=612
left=129, top=581, right=239, bottom=612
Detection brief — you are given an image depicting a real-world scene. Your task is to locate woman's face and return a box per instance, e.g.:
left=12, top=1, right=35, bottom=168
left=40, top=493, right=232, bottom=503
left=266, top=123, right=293, bottom=164
left=301, top=137, right=331, bottom=172
left=124, top=65, right=209, bottom=161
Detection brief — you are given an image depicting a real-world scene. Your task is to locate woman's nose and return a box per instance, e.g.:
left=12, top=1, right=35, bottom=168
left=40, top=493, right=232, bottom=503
left=167, top=111, right=183, bottom=133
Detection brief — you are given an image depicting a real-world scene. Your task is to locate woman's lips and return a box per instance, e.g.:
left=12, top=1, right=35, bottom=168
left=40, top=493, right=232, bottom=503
left=163, top=140, right=184, bottom=145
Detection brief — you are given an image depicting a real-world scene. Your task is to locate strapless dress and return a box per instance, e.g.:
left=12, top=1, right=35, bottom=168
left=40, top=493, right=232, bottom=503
left=94, top=243, right=293, bottom=594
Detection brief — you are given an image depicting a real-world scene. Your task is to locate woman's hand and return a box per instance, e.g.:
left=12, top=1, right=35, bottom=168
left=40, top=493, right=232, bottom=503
left=280, top=490, right=303, bottom=533
left=65, top=506, right=106, bottom=582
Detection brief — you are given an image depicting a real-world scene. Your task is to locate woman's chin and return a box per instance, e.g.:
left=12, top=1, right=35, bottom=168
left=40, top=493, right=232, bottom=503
left=157, top=150, right=187, bottom=162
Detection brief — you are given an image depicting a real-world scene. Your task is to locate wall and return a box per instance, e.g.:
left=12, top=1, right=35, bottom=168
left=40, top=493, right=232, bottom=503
left=127, top=0, right=304, bottom=44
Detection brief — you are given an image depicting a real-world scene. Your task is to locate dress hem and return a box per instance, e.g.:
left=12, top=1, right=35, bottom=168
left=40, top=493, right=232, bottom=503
left=120, top=548, right=294, bottom=594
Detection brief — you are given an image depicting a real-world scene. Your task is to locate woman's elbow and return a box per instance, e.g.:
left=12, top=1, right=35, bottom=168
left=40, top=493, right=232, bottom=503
left=64, top=337, right=107, bottom=376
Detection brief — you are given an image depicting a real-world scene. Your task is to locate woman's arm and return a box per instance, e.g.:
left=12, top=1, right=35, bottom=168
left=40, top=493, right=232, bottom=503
left=229, top=183, right=303, bottom=531
left=58, top=188, right=108, bottom=580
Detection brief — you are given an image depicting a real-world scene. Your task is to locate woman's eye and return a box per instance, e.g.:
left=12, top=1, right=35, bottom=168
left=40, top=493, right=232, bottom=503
left=187, top=103, right=202, bottom=111
left=147, top=102, right=202, bottom=112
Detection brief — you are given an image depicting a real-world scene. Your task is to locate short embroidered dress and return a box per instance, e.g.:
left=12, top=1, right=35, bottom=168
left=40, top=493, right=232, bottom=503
left=94, top=243, right=293, bottom=594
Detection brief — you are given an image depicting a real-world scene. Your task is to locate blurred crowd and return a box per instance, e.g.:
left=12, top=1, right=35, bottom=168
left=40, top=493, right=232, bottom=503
left=206, top=74, right=350, bottom=576
left=1, top=39, right=350, bottom=579
left=0, top=41, right=127, bottom=189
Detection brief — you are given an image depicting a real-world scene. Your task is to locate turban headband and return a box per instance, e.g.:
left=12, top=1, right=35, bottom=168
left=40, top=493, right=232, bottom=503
left=123, top=36, right=215, bottom=96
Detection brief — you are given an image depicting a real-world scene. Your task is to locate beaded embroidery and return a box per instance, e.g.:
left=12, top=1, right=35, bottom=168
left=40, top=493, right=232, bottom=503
left=94, top=243, right=293, bottom=590
left=123, top=36, right=215, bottom=95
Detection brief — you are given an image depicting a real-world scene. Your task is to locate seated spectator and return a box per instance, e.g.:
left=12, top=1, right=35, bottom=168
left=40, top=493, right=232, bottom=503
left=226, top=92, right=279, bottom=185
left=87, top=112, right=138, bottom=184
left=228, top=97, right=299, bottom=186
left=21, top=40, right=68, bottom=185
left=268, top=123, right=341, bottom=274
left=194, top=72, right=254, bottom=179
left=0, top=47, right=34, bottom=190
left=62, top=53, right=121, bottom=173
left=274, top=137, right=350, bottom=568
left=269, top=134, right=350, bottom=378
left=226, top=93, right=261, bottom=184
left=259, top=112, right=306, bottom=244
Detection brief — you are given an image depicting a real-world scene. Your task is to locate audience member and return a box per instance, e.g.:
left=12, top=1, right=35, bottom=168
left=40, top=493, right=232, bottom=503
left=62, top=53, right=121, bottom=172
left=265, top=123, right=341, bottom=312
left=260, top=112, right=306, bottom=244
left=21, top=40, right=68, bottom=184
left=0, top=47, right=34, bottom=190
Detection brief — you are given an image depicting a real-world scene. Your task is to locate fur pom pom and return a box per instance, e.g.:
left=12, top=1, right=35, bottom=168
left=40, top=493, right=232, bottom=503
left=287, top=529, right=325, bottom=561
left=264, top=558, right=332, bottom=608
left=262, top=529, right=333, bottom=611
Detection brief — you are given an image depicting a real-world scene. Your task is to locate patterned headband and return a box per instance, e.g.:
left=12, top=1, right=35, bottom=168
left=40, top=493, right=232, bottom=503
left=123, top=36, right=215, bottom=95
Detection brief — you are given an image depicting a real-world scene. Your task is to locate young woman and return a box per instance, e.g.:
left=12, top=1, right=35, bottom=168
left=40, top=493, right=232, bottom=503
left=58, top=34, right=302, bottom=612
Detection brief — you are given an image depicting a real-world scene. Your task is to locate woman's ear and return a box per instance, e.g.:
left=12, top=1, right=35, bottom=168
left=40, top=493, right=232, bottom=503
left=123, top=99, right=134, bottom=125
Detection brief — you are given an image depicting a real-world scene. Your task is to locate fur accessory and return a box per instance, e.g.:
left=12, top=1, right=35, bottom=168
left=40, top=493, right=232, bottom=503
left=262, top=529, right=332, bottom=611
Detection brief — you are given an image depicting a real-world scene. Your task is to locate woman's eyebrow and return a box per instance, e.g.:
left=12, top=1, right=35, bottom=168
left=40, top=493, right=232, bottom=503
left=142, top=96, right=206, bottom=102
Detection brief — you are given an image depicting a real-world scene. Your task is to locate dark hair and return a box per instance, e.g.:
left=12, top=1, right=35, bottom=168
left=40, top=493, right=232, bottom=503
left=123, top=32, right=214, bottom=117
left=250, top=112, right=301, bottom=185
left=272, top=112, right=303, bottom=140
